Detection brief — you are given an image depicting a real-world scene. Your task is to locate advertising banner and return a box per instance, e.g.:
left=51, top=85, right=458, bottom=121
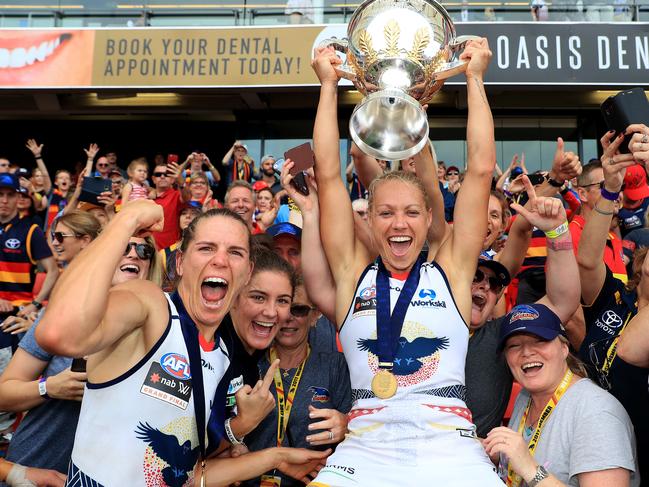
left=0, top=22, right=647, bottom=88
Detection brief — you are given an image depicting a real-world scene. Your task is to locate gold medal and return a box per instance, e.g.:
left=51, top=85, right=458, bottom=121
left=371, top=369, right=398, bottom=399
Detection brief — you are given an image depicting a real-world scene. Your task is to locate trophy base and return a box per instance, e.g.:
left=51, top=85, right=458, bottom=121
left=350, top=88, right=429, bottom=161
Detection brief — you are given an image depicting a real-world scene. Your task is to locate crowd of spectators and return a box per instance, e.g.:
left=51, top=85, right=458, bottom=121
left=0, top=77, right=648, bottom=485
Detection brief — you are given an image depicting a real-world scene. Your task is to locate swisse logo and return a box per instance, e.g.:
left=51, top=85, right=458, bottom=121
left=160, top=353, right=191, bottom=380
left=4, top=238, right=20, bottom=249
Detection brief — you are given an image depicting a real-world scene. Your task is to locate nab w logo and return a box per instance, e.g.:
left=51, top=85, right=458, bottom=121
left=418, top=289, right=436, bottom=299
left=160, top=353, right=191, bottom=380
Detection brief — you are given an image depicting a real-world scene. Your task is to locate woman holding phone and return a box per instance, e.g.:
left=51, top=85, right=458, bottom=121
left=308, top=39, right=503, bottom=486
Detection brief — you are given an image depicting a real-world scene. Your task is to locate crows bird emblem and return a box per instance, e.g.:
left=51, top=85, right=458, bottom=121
left=357, top=336, right=449, bottom=375
left=135, top=421, right=199, bottom=487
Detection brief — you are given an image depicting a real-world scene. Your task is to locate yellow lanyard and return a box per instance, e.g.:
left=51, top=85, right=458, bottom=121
left=270, top=345, right=310, bottom=447
left=601, top=311, right=634, bottom=376
left=507, top=369, right=573, bottom=487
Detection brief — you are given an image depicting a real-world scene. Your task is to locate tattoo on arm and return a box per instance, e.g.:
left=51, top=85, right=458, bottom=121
left=473, top=77, right=488, bottom=105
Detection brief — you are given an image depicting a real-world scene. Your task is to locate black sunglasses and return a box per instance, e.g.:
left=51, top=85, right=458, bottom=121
left=290, top=304, right=315, bottom=317
left=52, top=231, right=78, bottom=244
left=447, top=171, right=459, bottom=176
left=124, top=242, right=155, bottom=260
left=153, top=171, right=169, bottom=178
left=473, top=269, right=503, bottom=293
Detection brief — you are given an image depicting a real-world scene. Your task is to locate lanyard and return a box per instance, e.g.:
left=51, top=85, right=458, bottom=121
left=270, top=345, right=310, bottom=446
left=170, top=292, right=207, bottom=480
left=375, top=255, right=424, bottom=369
left=507, top=369, right=573, bottom=487
left=602, top=310, right=634, bottom=375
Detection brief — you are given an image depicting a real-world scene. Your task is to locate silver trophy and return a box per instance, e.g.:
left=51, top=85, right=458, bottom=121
left=322, top=0, right=478, bottom=160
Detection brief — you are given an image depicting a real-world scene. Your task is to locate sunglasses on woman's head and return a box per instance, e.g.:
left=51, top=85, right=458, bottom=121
left=52, top=232, right=78, bottom=244
left=124, top=242, right=155, bottom=260
left=473, top=268, right=503, bottom=293
left=290, top=304, right=315, bottom=317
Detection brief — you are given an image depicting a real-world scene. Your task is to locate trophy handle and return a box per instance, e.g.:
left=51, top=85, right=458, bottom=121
left=433, top=34, right=482, bottom=81
left=317, top=37, right=358, bottom=83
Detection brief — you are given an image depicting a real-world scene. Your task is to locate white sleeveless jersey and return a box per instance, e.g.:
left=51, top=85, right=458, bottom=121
left=310, top=261, right=503, bottom=487
left=66, top=294, right=228, bottom=487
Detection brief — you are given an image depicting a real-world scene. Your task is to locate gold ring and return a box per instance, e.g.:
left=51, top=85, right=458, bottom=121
left=329, top=431, right=334, bottom=441
left=609, top=158, right=615, bottom=165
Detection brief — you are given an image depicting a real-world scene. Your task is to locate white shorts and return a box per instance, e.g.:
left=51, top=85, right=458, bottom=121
left=309, top=402, right=504, bottom=487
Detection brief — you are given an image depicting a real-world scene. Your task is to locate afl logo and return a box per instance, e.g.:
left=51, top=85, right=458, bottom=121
left=5, top=238, right=20, bottom=250
left=160, top=353, right=191, bottom=380
left=359, top=285, right=376, bottom=300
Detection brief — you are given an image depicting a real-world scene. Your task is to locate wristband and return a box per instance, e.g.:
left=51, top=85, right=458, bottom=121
left=600, top=187, right=620, bottom=201
left=6, top=463, right=36, bottom=487
left=544, top=221, right=569, bottom=239
left=548, top=239, right=573, bottom=251
left=38, top=377, right=49, bottom=399
left=224, top=417, right=245, bottom=445
left=593, top=204, right=614, bottom=216
left=547, top=176, right=564, bottom=188
left=31, top=300, right=42, bottom=310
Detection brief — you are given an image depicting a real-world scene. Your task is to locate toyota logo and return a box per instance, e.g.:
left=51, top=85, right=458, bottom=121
left=601, top=310, right=622, bottom=328
left=4, top=238, right=20, bottom=250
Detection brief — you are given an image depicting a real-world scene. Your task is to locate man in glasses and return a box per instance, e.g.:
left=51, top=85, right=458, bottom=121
left=150, top=162, right=190, bottom=249
left=466, top=180, right=580, bottom=439
left=571, top=160, right=627, bottom=283
left=93, top=156, right=111, bottom=180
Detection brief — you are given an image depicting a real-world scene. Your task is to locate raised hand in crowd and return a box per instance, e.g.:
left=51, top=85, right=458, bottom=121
left=231, top=359, right=278, bottom=438
left=83, top=143, right=99, bottom=161
left=626, top=123, right=649, bottom=167
left=25, top=138, right=52, bottom=193
left=63, top=168, right=87, bottom=215
left=280, top=159, right=338, bottom=321
left=165, top=160, right=182, bottom=180
left=510, top=175, right=568, bottom=232
left=0, top=315, right=35, bottom=335
left=602, top=130, right=637, bottom=192
left=306, top=405, right=348, bottom=446
left=548, top=136, right=581, bottom=185
left=43, top=367, right=86, bottom=402
left=25, top=139, right=43, bottom=158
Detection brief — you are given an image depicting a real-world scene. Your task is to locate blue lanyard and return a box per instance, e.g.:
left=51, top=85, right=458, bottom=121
left=375, top=255, right=424, bottom=369
left=171, top=291, right=206, bottom=460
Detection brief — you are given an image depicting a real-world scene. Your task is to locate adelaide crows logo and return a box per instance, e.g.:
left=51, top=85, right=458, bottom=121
left=136, top=418, right=198, bottom=487
left=357, top=321, right=449, bottom=387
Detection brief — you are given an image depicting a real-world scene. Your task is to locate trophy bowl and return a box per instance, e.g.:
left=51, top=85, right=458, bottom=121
left=321, top=0, right=478, bottom=160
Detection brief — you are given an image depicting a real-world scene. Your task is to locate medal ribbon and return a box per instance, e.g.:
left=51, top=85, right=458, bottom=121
left=270, top=345, right=310, bottom=446
left=506, top=369, right=573, bottom=487
left=375, top=255, right=424, bottom=370
left=170, top=292, right=207, bottom=471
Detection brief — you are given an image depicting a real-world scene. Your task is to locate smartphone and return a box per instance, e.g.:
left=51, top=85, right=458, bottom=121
left=284, top=143, right=315, bottom=196
left=272, top=158, right=286, bottom=176
left=79, top=177, right=112, bottom=206
left=71, top=358, right=87, bottom=373
left=601, top=88, right=649, bottom=154
left=167, top=154, right=179, bottom=165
